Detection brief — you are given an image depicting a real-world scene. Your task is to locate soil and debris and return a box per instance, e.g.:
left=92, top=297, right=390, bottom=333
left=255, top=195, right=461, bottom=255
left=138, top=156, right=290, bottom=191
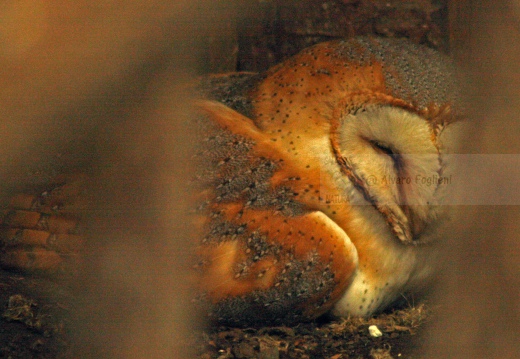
left=190, top=302, right=432, bottom=359
left=1, top=2, right=448, bottom=357
left=0, top=271, right=72, bottom=359
left=0, top=268, right=433, bottom=358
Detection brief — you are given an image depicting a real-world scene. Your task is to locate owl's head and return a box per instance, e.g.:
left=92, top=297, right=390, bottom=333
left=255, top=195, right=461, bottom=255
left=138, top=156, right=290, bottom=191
left=330, top=103, right=458, bottom=244
left=248, top=36, right=462, bottom=245
left=195, top=37, right=463, bottom=325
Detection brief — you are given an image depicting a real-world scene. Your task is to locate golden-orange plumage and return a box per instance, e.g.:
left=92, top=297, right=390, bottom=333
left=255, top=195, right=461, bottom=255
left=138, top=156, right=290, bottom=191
left=1, top=37, right=461, bottom=325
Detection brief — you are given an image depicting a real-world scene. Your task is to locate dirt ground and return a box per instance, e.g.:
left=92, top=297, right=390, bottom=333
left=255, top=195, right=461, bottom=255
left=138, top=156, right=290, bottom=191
left=0, top=2, right=449, bottom=358
left=0, top=271, right=72, bottom=359
left=0, top=268, right=432, bottom=359
left=191, top=304, right=432, bottom=359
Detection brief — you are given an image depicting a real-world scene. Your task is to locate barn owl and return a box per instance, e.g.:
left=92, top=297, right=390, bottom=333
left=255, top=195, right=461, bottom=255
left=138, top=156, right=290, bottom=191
left=0, top=37, right=461, bottom=326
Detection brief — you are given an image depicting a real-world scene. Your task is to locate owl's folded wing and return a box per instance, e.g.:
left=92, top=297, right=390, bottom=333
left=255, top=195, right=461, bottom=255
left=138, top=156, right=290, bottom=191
left=194, top=100, right=358, bottom=325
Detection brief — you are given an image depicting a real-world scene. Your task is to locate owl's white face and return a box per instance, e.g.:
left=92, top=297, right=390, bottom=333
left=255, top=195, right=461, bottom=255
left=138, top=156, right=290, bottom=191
left=339, top=106, right=444, bottom=241
left=0, top=35, right=463, bottom=327
left=329, top=105, right=460, bottom=316
left=193, top=37, right=462, bottom=325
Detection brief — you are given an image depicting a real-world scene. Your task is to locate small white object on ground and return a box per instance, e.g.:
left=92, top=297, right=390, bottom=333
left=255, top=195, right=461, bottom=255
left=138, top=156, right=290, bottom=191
left=368, top=325, right=383, bottom=337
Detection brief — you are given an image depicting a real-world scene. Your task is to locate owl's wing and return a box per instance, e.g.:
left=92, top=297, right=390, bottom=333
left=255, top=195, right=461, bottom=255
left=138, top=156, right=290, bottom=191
left=0, top=174, right=86, bottom=275
left=0, top=97, right=360, bottom=325
left=194, top=100, right=358, bottom=325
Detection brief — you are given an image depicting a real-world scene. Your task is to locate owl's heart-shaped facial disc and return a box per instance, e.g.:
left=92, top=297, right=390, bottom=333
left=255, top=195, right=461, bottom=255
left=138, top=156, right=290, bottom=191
left=0, top=37, right=462, bottom=326
left=194, top=37, right=461, bottom=325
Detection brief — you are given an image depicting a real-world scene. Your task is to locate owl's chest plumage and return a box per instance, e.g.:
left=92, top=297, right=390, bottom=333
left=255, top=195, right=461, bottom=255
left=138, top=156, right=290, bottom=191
left=0, top=37, right=460, bottom=326
left=194, top=37, right=459, bottom=325
left=194, top=102, right=439, bottom=325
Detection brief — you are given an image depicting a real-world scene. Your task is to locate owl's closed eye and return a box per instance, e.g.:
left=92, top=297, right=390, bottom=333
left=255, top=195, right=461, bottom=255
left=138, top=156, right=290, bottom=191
left=0, top=37, right=462, bottom=327
left=194, top=37, right=462, bottom=325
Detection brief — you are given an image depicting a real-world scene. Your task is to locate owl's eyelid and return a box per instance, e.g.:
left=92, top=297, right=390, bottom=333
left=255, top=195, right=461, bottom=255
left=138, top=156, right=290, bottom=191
left=368, top=139, right=394, bottom=156
left=363, top=137, right=404, bottom=171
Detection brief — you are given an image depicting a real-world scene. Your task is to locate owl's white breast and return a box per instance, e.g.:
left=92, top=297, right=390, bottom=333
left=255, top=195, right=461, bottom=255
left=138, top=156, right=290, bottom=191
left=305, top=107, right=452, bottom=317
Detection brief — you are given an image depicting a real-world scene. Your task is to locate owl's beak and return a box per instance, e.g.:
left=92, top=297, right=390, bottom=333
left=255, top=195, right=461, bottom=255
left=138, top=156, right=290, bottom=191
left=372, top=203, right=427, bottom=245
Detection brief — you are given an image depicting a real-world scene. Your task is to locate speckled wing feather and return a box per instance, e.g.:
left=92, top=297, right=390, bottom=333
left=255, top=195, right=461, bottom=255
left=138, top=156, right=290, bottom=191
left=193, top=100, right=358, bottom=326
left=192, top=37, right=459, bottom=324
left=0, top=37, right=460, bottom=326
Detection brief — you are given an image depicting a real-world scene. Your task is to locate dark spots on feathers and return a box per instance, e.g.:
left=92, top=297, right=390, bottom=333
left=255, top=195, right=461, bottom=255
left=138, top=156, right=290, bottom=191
left=204, top=251, right=336, bottom=327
